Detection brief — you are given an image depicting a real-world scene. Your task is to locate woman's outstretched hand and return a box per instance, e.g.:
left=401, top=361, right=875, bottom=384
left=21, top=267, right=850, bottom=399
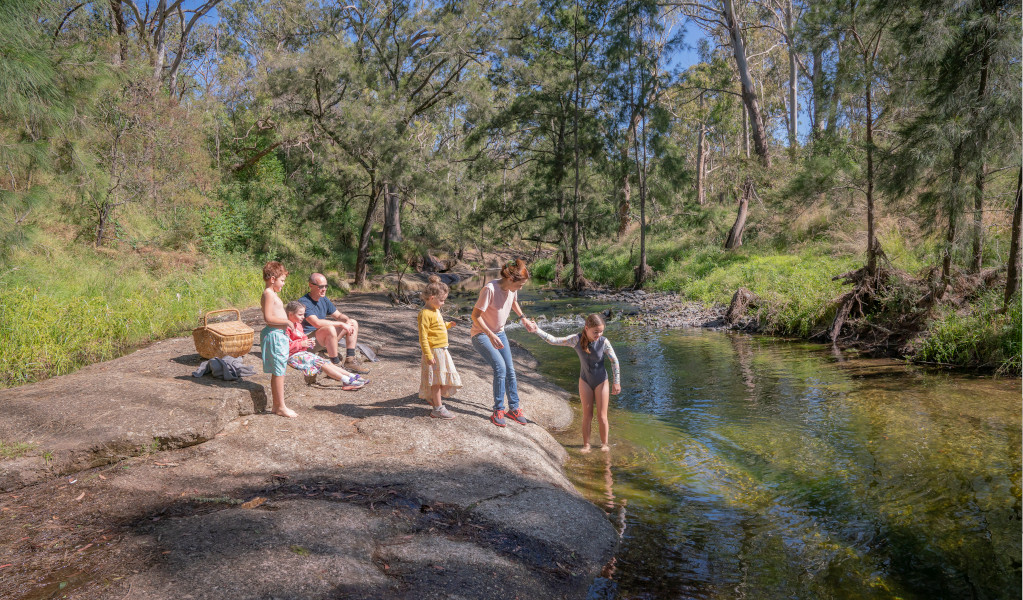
left=522, top=317, right=537, bottom=333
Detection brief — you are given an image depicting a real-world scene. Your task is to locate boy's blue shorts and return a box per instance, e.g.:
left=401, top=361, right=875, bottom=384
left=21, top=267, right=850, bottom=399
left=260, top=327, right=289, bottom=376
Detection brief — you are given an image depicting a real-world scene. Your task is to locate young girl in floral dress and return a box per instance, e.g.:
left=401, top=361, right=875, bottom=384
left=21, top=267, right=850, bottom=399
left=285, top=301, right=366, bottom=390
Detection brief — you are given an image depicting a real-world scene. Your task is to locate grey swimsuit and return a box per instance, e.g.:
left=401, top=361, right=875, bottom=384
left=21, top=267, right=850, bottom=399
left=534, top=327, right=620, bottom=389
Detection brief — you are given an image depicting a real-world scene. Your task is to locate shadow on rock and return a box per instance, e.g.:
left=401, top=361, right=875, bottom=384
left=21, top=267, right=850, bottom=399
left=113, top=467, right=617, bottom=599
left=311, top=393, right=481, bottom=421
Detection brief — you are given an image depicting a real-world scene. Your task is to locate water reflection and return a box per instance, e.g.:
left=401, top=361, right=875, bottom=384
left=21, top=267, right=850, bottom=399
left=510, top=320, right=1022, bottom=600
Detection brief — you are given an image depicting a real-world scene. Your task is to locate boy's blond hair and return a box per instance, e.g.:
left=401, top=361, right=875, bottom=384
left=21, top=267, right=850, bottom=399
left=263, top=261, right=288, bottom=282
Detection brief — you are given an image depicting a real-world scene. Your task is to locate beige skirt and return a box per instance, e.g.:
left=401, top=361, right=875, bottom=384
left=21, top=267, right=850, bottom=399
left=419, top=347, right=463, bottom=399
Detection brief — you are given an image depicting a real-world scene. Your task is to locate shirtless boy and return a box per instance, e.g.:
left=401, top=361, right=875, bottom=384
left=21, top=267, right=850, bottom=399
left=260, top=261, right=297, bottom=418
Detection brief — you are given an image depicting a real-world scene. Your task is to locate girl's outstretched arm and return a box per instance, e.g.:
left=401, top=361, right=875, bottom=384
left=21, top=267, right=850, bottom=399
left=533, top=326, right=579, bottom=347
left=605, top=340, right=621, bottom=387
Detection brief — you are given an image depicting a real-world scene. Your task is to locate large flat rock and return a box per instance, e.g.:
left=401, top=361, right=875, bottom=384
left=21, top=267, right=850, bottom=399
left=0, top=336, right=267, bottom=491
left=0, top=294, right=617, bottom=599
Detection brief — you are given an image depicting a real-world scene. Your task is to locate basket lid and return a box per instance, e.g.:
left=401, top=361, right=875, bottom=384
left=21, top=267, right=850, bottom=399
left=205, top=321, right=254, bottom=336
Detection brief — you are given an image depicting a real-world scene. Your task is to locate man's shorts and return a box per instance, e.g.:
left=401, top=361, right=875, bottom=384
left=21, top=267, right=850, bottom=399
left=260, top=327, right=288, bottom=376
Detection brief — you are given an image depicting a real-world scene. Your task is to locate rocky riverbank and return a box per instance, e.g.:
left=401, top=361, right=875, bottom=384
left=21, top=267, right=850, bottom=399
left=532, top=288, right=728, bottom=329
left=0, top=293, right=618, bottom=599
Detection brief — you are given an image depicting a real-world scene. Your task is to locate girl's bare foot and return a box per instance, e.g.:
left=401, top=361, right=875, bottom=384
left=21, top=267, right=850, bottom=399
left=272, top=406, right=298, bottom=418
left=600, top=444, right=610, bottom=452
left=580, top=443, right=592, bottom=453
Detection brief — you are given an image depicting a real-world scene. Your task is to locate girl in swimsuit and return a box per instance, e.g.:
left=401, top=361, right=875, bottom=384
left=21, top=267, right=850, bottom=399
left=529, top=314, right=621, bottom=452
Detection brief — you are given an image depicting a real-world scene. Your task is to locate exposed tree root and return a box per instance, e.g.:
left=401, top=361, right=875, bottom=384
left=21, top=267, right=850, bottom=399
left=814, top=257, right=1006, bottom=359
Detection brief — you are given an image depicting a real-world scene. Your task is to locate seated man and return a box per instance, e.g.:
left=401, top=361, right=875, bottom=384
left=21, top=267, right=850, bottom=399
left=299, top=273, right=369, bottom=374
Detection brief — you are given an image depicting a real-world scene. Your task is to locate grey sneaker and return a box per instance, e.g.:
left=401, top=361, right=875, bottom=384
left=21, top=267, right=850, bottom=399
left=430, top=406, right=456, bottom=420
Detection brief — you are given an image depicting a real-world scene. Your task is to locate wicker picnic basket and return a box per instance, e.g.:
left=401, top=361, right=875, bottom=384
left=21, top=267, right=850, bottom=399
left=192, top=308, right=254, bottom=359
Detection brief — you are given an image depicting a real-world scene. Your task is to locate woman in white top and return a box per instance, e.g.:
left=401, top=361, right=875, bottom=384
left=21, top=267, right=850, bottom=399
left=470, top=259, right=536, bottom=427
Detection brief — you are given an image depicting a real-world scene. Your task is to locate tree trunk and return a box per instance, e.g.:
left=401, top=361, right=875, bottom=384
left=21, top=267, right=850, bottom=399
left=970, top=44, right=990, bottom=273
left=785, top=0, right=798, bottom=153
left=633, top=16, right=649, bottom=289
left=934, top=203, right=958, bottom=303
left=863, top=58, right=877, bottom=276
left=354, top=181, right=382, bottom=288
left=383, top=182, right=402, bottom=258
left=618, top=156, right=632, bottom=236
left=696, top=93, right=707, bottom=205
left=725, top=177, right=752, bottom=249
left=1003, top=167, right=1022, bottom=311
left=826, top=35, right=842, bottom=138
left=634, top=118, right=650, bottom=288
left=96, top=203, right=111, bottom=247
left=723, top=0, right=770, bottom=167
left=741, top=96, right=750, bottom=159
left=617, top=109, right=641, bottom=237
left=971, top=168, right=985, bottom=273
left=810, top=46, right=823, bottom=140
left=152, top=0, right=168, bottom=83
left=571, top=3, right=583, bottom=291
left=110, top=0, right=127, bottom=67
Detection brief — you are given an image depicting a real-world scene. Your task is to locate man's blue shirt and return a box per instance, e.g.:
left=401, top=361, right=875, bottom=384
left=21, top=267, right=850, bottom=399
left=299, top=293, right=337, bottom=335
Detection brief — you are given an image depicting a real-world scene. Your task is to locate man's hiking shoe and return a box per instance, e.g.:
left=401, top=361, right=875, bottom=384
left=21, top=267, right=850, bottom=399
left=344, top=356, right=370, bottom=374
left=431, top=406, right=456, bottom=419
left=506, top=408, right=528, bottom=425
left=490, top=410, right=507, bottom=427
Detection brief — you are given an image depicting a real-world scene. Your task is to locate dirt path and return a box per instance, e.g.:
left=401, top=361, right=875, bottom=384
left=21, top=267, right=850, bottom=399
left=0, top=294, right=617, bottom=599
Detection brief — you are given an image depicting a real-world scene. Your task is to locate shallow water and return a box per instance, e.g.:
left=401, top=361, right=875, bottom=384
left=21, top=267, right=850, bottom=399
left=506, top=302, right=1021, bottom=600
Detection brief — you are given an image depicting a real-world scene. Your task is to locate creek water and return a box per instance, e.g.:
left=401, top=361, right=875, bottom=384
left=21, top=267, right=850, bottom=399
left=484, top=291, right=1022, bottom=600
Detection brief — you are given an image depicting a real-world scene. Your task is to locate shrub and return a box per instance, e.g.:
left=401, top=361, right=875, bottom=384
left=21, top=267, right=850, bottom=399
left=914, top=291, right=1022, bottom=374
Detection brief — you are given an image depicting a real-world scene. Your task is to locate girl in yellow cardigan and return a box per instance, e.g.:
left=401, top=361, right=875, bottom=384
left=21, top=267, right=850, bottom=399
left=418, top=275, right=462, bottom=419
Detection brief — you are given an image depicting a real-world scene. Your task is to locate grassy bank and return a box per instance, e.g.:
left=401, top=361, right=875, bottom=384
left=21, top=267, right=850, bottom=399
left=0, top=246, right=345, bottom=388
left=533, top=237, right=859, bottom=337
left=532, top=229, right=1021, bottom=374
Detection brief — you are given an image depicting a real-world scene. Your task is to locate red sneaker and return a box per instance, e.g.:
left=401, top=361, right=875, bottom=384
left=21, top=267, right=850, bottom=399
left=490, top=410, right=507, bottom=427
left=506, top=408, right=528, bottom=425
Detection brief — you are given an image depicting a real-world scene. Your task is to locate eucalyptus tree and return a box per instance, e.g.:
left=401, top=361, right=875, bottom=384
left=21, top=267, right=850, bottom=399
left=667, top=55, right=743, bottom=207
left=52, top=0, right=224, bottom=96
left=667, top=0, right=772, bottom=167
left=798, top=1, right=846, bottom=142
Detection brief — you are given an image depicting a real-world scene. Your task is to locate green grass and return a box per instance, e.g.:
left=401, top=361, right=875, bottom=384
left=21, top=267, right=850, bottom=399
left=534, top=227, right=1020, bottom=374
left=914, top=290, right=1022, bottom=374
left=535, top=235, right=859, bottom=337
left=0, top=245, right=339, bottom=388
left=658, top=246, right=860, bottom=336
left=0, top=440, right=35, bottom=459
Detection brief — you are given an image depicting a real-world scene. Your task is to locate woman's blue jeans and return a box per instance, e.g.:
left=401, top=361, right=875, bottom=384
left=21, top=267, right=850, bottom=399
left=471, top=331, right=520, bottom=412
